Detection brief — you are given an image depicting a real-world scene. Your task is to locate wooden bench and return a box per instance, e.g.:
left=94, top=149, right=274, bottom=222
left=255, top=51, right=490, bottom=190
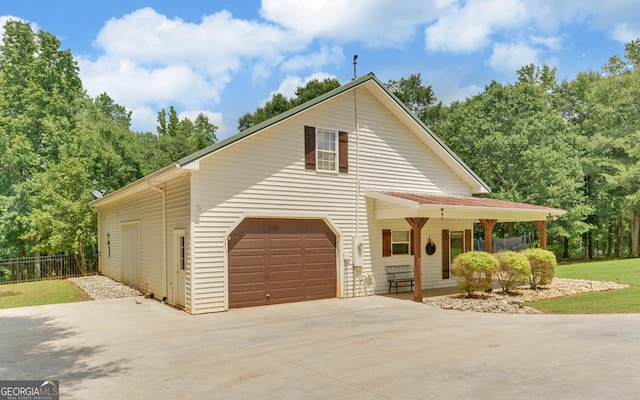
left=385, top=265, right=414, bottom=294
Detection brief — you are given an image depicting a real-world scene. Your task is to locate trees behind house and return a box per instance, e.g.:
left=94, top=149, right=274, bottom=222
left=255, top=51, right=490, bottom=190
left=237, top=78, right=341, bottom=131
left=0, top=21, right=217, bottom=260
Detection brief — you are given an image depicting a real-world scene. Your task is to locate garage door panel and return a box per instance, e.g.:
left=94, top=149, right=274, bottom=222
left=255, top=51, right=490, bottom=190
left=307, top=284, right=336, bottom=297
left=230, top=290, right=268, bottom=308
left=269, top=237, right=303, bottom=249
left=228, top=218, right=336, bottom=308
left=268, top=254, right=302, bottom=265
left=304, top=253, right=335, bottom=263
left=228, top=270, right=266, bottom=283
left=228, top=255, right=268, bottom=269
left=304, top=236, right=335, bottom=247
left=269, top=288, right=305, bottom=304
left=229, top=235, right=265, bottom=251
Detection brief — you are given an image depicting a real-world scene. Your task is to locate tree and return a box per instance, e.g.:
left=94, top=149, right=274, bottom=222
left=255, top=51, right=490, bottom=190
left=156, top=107, right=218, bottom=165
left=386, top=73, right=437, bottom=124
left=237, top=78, right=341, bottom=131
left=437, top=67, right=589, bottom=255
left=580, top=53, right=640, bottom=257
left=25, top=157, right=97, bottom=271
left=0, top=20, right=83, bottom=257
left=290, top=78, right=341, bottom=106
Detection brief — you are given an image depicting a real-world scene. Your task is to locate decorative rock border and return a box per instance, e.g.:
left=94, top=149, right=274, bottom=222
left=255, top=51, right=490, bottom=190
left=424, top=278, right=630, bottom=314
left=70, top=275, right=142, bottom=300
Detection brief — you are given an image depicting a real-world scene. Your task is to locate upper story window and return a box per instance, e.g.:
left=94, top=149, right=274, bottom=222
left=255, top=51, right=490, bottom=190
left=316, top=128, right=337, bottom=172
left=304, top=125, right=348, bottom=173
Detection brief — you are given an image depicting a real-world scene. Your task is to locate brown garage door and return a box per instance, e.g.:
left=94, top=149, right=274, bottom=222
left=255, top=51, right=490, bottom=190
left=228, top=218, right=337, bottom=308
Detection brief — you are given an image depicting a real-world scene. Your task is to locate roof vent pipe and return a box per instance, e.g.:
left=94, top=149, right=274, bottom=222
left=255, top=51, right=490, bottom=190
left=353, top=54, right=358, bottom=80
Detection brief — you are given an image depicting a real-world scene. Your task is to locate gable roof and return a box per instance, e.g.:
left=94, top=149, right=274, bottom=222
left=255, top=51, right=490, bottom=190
left=177, top=72, right=489, bottom=191
left=92, top=72, right=489, bottom=207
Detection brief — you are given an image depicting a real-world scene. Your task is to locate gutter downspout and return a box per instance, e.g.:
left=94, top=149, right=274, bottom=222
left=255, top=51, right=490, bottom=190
left=89, top=204, right=101, bottom=275
left=353, top=84, right=361, bottom=298
left=149, top=181, right=167, bottom=303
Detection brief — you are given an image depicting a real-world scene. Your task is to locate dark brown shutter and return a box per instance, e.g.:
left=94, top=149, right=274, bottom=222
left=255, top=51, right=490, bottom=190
left=339, top=131, right=348, bottom=173
left=382, top=229, right=392, bottom=257
left=410, top=228, right=415, bottom=255
left=465, top=229, right=472, bottom=252
left=442, top=229, right=450, bottom=279
left=304, top=126, right=316, bottom=170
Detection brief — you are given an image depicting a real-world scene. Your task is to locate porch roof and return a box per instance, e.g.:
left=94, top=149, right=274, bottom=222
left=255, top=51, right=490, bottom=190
left=366, top=191, right=566, bottom=222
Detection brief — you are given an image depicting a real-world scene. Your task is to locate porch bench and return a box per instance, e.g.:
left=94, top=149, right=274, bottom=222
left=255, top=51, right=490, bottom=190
left=385, top=265, right=414, bottom=294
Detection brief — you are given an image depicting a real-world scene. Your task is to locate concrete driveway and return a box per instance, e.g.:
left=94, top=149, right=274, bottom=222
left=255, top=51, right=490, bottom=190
left=1, top=295, right=639, bottom=400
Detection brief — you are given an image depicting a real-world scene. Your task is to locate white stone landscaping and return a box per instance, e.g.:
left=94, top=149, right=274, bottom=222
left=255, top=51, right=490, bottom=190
left=424, top=278, right=630, bottom=314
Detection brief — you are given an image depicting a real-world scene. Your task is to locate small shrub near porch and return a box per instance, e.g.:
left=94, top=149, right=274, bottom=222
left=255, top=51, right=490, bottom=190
left=452, top=251, right=498, bottom=297
left=494, top=251, right=531, bottom=294
left=522, top=248, right=556, bottom=289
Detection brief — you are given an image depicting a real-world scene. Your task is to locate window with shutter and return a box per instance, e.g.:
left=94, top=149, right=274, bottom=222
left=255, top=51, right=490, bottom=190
left=339, top=131, right=348, bottom=173
left=304, top=126, right=316, bottom=170
left=304, top=126, right=348, bottom=173
left=382, top=229, right=413, bottom=256
left=382, top=229, right=392, bottom=257
left=442, top=229, right=450, bottom=279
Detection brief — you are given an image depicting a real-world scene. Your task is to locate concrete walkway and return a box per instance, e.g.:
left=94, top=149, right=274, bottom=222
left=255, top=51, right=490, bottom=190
left=1, top=295, right=640, bottom=399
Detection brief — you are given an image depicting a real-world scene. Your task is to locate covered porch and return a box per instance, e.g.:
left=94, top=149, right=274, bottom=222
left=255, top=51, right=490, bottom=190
left=366, top=192, right=567, bottom=302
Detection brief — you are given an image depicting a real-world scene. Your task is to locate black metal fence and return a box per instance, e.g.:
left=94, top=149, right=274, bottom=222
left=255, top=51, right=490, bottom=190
left=0, top=253, right=99, bottom=284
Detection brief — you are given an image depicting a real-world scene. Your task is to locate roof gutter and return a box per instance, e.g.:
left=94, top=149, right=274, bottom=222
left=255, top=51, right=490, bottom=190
left=89, top=162, right=181, bottom=208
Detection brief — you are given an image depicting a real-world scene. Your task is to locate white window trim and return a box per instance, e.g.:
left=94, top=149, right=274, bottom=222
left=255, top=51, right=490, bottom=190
left=316, top=127, right=338, bottom=173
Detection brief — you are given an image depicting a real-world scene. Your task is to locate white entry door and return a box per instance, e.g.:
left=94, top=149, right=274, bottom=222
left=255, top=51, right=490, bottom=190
left=173, top=229, right=186, bottom=308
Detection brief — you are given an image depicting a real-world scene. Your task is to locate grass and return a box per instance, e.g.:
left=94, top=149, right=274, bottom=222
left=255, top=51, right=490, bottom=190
left=0, top=279, right=91, bottom=309
left=527, top=258, right=640, bottom=314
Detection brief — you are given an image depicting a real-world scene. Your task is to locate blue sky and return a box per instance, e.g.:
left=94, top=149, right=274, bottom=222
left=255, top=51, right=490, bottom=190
left=2, top=1, right=638, bottom=138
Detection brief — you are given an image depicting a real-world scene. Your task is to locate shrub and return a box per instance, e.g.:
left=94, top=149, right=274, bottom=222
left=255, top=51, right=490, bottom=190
left=494, top=251, right=531, bottom=294
left=0, top=267, right=11, bottom=282
left=452, top=251, right=498, bottom=297
left=522, top=248, right=557, bottom=289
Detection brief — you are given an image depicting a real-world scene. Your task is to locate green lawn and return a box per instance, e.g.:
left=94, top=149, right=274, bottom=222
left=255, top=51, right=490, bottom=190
left=0, top=280, right=90, bottom=309
left=527, top=258, right=640, bottom=314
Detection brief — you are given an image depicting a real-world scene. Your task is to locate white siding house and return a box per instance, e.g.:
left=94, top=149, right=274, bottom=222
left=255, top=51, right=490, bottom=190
left=91, top=73, right=565, bottom=314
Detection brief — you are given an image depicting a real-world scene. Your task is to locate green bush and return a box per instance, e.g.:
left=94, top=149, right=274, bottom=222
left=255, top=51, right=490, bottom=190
left=494, top=251, right=531, bottom=294
left=451, top=251, right=498, bottom=297
left=0, top=267, right=11, bottom=282
left=522, top=248, right=557, bottom=289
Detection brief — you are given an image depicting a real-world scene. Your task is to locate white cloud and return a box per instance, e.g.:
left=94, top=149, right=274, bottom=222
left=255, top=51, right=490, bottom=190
left=522, top=1, right=640, bottom=42
left=281, top=46, right=344, bottom=72
left=425, top=0, right=527, bottom=53
left=260, top=0, right=438, bottom=46
left=128, top=106, right=157, bottom=133
left=77, top=7, right=311, bottom=134
left=488, top=42, right=539, bottom=75
left=612, top=22, right=640, bottom=43
left=530, top=35, right=562, bottom=51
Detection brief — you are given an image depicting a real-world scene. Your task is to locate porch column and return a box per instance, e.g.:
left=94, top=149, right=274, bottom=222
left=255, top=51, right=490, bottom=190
left=531, top=220, right=548, bottom=249
left=406, top=217, right=429, bottom=303
left=479, top=219, right=497, bottom=253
